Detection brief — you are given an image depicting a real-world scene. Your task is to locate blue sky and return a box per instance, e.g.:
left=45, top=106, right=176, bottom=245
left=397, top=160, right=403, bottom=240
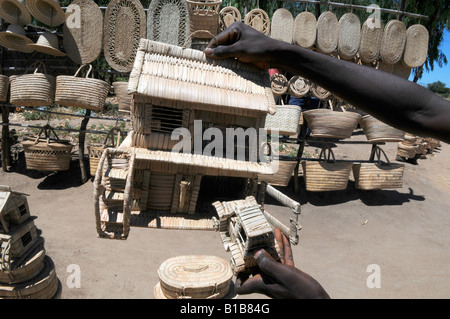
left=410, top=29, right=450, bottom=88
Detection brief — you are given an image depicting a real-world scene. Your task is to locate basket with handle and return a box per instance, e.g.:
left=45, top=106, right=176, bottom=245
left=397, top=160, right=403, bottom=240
left=9, top=61, right=55, bottom=107
left=186, top=0, right=222, bottom=39
left=264, top=100, right=301, bottom=136
left=360, top=114, right=405, bottom=143
left=301, top=147, right=353, bottom=192
left=55, top=64, right=109, bottom=111
left=353, top=145, right=404, bottom=190
left=88, top=126, right=123, bottom=177
left=21, top=124, right=73, bottom=171
left=303, top=108, right=361, bottom=139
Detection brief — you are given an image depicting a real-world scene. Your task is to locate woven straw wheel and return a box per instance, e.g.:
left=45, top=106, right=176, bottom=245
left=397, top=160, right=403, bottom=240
left=288, top=75, right=310, bottom=98
left=63, top=0, right=103, bottom=65
left=270, top=8, right=293, bottom=43
left=104, top=0, right=146, bottom=73
left=359, top=18, right=383, bottom=64
left=292, top=11, right=317, bottom=49
left=219, top=6, right=241, bottom=31
left=380, top=19, right=407, bottom=65
left=147, top=0, right=191, bottom=47
left=0, top=0, right=31, bottom=25
left=244, top=8, right=270, bottom=35
left=310, top=83, right=331, bottom=100
left=316, top=11, right=339, bottom=54
left=270, top=73, right=288, bottom=96
left=338, top=13, right=361, bottom=60
left=402, top=24, right=429, bottom=68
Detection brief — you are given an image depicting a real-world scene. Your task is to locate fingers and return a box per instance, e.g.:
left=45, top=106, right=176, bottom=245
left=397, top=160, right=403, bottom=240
left=254, top=249, right=287, bottom=279
left=204, top=23, right=242, bottom=60
left=274, top=228, right=295, bottom=267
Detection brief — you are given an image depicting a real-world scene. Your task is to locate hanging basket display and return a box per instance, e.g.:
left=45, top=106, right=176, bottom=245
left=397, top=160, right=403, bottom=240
left=186, top=0, right=222, bottom=39
left=55, top=64, right=109, bottom=111
left=9, top=61, right=55, bottom=107
left=360, top=115, right=405, bottom=143
left=21, top=125, right=73, bottom=172
left=88, top=127, right=124, bottom=177
left=353, top=146, right=404, bottom=190
left=301, top=147, right=353, bottom=192
left=303, top=108, right=361, bottom=139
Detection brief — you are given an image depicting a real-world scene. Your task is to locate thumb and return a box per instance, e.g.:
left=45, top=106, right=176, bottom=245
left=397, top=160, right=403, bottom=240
left=204, top=43, right=241, bottom=60
left=254, top=249, right=286, bottom=279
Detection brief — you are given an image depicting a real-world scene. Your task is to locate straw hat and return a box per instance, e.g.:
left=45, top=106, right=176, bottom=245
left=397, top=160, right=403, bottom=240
left=25, top=0, right=65, bottom=27
left=0, top=24, right=33, bottom=53
left=28, top=31, right=65, bottom=56
left=0, top=0, right=31, bottom=25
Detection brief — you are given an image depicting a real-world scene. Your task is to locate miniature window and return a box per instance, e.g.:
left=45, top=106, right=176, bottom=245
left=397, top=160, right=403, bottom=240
left=20, top=231, right=32, bottom=247
left=151, top=106, right=183, bottom=134
left=19, top=204, right=27, bottom=216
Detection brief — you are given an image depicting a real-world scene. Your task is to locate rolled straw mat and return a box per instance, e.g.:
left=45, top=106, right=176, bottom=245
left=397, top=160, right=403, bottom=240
left=338, top=12, right=361, bottom=60
left=402, top=24, right=429, bottom=68
left=104, top=0, right=146, bottom=73
left=270, top=8, right=293, bottom=43
left=316, top=11, right=339, bottom=54
left=63, top=0, right=103, bottom=65
left=244, top=8, right=270, bottom=35
left=292, top=11, right=317, bottom=49
left=25, top=0, right=64, bottom=27
left=147, top=0, right=190, bottom=47
left=380, top=19, right=406, bottom=65
left=359, top=18, right=383, bottom=64
left=219, top=6, right=241, bottom=32
left=0, top=0, right=31, bottom=25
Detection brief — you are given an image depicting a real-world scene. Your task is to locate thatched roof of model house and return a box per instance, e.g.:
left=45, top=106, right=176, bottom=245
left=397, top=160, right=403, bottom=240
left=128, top=38, right=276, bottom=116
left=0, top=185, right=29, bottom=216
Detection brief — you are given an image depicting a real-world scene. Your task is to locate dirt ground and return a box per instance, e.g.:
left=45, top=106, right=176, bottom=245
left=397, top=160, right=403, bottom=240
left=1, top=131, right=449, bottom=299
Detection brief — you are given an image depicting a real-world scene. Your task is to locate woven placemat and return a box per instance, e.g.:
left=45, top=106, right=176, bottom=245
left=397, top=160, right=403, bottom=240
left=316, top=11, right=339, bottom=54
left=359, top=18, right=383, bottom=64
left=270, top=8, right=293, bottom=43
left=338, top=12, right=361, bottom=60
left=402, top=24, right=429, bottom=68
left=380, top=19, right=407, bottom=65
left=292, top=11, right=317, bottom=49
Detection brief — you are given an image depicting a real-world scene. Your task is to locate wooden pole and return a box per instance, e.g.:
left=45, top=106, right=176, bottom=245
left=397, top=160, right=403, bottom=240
left=1, top=104, right=11, bottom=171
left=79, top=109, right=91, bottom=183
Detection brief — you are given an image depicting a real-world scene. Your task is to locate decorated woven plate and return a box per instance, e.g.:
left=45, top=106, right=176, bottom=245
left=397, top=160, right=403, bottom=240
left=244, top=8, right=270, bottom=35
left=292, top=11, right=317, bottom=49
left=63, top=0, right=103, bottom=65
left=104, top=0, right=146, bottom=73
left=270, top=8, right=293, bottom=43
left=147, top=0, right=190, bottom=47
left=219, top=6, right=241, bottom=32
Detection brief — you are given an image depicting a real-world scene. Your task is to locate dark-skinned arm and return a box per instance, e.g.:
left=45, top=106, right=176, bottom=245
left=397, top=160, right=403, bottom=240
left=205, top=22, right=450, bottom=144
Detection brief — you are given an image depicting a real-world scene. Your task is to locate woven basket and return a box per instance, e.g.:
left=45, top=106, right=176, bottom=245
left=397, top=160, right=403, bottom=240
left=288, top=75, right=310, bottom=98
left=55, top=64, right=109, bottom=111
left=359, top=18, right=383, bottom=64
left=244, top=8, right=270, bottom=35
left=380, top=20, right=407, bottom=65
left=270, top=73, right=288, bottom=96
left=303, top=108, right=361, bottom=139
left=316, top=11, right=339, bottom=54
left=270, top=8, right=293, bottom=43
left=21, top=125, right=73, bottom=171
left=219, top=6, right=241, bottom=32
left=402, top=24, right=429, bottom=68
left=0, top=74, right=9, bottom=102
left=9, top=61, right=55, bottom=107
left=88, top=127, right=123, bottom=177
left=186, top=0, right=221, bottom=39
left=360, top=115, right=405, bottom=143
left=338, top=13, right=361, bottom=60
left=112, top=81, right=132, bottom=113
left=292, top=11, right=317, bottom=49
left=353, top=146, right=404, bottom=190
left=301, top=147, right=353, bottom=192
left=265, top=104, right=301, bottom=136
left=155, top=255, right=233, bottom=299
left=258, top=160, right=297, bottom=187
left=63, top=0, right=103, bottom=65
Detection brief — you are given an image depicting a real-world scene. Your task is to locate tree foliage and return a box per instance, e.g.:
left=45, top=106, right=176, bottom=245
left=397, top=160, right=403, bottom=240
left=428, top=81, right=450, bottom=97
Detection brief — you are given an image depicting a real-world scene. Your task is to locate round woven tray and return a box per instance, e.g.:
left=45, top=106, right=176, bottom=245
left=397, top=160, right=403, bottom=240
left=360, top=115, right=405, bottom=143
left=292, top=11, right=317, bottom=49
left=338, top=12, right=361, bottom=60
left=270, top=8, right=293, bottom=43
left=402, top=24, right=429, bottom=68
left=104, top=0, right=146, bottom=72
left=147, top=0, right=191, bottom=47
left=316, top=11, right=339, bottom=54
left=156, top=255, right=233, bottom=299
left=380, top=19, right=407, bottom=65
left=63, top=0, right=103, bottom=65
left=359, top=18, right=383, bottom=64
left=219, top=6, right=241, bottom=32
left=244, top=8, right=270, bottom=35
left=303, top=109, right=361, bottom=139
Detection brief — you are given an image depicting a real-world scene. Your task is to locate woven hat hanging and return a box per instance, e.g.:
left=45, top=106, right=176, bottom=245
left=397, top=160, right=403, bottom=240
left=292, top=11, right=317, bottom=49
left=219, top=6, right=241, bottom=32
left=0, top=24, right=33, bottom=53
left=244, top=8, right=270, bottom=36
left=270, top=8, right=293, bottom=43
left=28, top=32, right=65, bottom=56
left=316, top=11, right=339, bottom=54
left=402, top=24, right=429, bottom=69
left=104, top=0, right=146, bottom=73
left=338, top=12, right=361, bottom=60
left=147, top=0, right=191, bottom=47
left=359, top=18, right=383, bottom=64
left=63, top=0, right=103, bottom=65
left=0, top=0, right=31, bottom=25
left=25, top=0, right=64, bottom=27
left=380, top=19, right=407, bottom=65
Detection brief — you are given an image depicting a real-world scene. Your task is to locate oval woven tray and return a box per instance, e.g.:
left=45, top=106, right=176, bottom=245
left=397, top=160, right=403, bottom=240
left=359, top=18, right=383, bottom=64
left=270, top=8, right=293, bottom=43
left=219, top=6, right=241, bottom=32
left=244, top=8, right=270, bottom=35
left=380, top=20, right=407, bottom=65
left=292, top=11, right=317, bottom=49
left=316, top=11, right=339, bottom=54
left=338, top=13, right=361, bottom=60
left=403, top=24, right=429, bottom=68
